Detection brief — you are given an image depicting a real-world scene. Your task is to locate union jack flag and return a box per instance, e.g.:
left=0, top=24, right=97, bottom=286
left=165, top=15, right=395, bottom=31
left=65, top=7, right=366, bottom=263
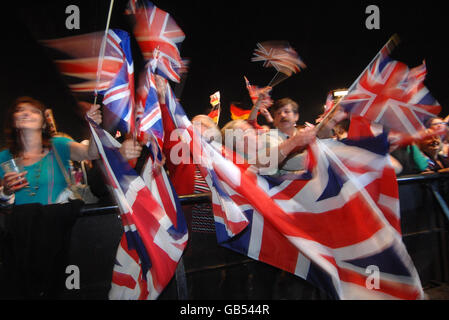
left=136, top=62, right=164, bottom=147
left=252, top=41, right=306, bottom=77
left=211, top=135, right=423, bottom=299
left=162, top=85, right=250, bottom=236
left=130, top=0, right=185, bottom=82
left=101, top=30, right=136, bottom=134
left=43, top=30, right=124, bottom=91
left=87, top=119, right=188, bottom=300
left=43, top=29, right=136, bottom=133
left=339, top=39, right=441, bottom=136
left=159, top=81, right=423, bottom=299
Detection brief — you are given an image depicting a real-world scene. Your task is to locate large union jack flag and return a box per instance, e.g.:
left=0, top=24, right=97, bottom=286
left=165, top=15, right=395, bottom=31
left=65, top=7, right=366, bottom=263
left=129, top=0, right=185, bottom=82
left=160, top=80, right=423, bottom=299
left=211, top=135, right=423, bottom=299
left=87, top=119, right=188, bottom=300
left=339, top=40, right=441, bottom=136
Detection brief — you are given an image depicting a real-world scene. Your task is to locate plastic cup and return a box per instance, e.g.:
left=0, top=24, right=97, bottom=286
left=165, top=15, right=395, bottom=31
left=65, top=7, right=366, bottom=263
left=1, top=158, right=23, bottom=174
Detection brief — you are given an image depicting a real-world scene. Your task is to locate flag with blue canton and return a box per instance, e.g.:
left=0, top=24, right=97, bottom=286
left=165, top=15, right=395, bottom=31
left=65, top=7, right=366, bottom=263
left=101, top=29, right=136, bottom=134
left=87, top=118, right=188, bottom=300
left=339, top=37, right=441, bottom=136
left=207, top=133, right=424, bottom=299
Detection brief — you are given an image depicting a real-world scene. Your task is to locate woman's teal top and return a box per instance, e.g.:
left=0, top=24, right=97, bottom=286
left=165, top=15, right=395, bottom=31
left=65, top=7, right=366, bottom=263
left=0, top=137, right=73, bottom=205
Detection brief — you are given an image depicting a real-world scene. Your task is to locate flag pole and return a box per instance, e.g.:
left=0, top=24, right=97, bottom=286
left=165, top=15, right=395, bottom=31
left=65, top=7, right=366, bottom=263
left=267, top=70, right=281, bottom=87
left=93, top=0, right=115, bottom=108
left=315, top=34, right=400, bottom=134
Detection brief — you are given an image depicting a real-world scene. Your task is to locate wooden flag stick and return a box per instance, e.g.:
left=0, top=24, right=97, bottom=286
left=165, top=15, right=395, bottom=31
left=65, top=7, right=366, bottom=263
left=93, top=0, right=115, bottom=108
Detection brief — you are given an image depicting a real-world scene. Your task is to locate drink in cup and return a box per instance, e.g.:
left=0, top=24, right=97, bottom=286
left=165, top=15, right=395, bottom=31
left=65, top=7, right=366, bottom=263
left=1, top=158, right=23, bottom=174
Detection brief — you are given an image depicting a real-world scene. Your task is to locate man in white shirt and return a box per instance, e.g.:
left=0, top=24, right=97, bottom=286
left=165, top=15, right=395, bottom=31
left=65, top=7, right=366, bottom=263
left=256, top=98, right=316, bottom=176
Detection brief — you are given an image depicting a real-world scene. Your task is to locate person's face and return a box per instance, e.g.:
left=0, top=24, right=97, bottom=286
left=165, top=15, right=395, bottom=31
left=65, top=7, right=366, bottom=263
left=430, top=118, right=447, bottom=136
left=273, top=104, right=299, bottom=133
left=421, top=134, right=442, bottom=157
left=13, top=103, right=45, bottom=131
left=192, top=116, right=221, bottom=142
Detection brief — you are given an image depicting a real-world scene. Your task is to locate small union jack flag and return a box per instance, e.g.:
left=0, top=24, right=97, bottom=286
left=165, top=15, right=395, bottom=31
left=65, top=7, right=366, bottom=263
left=252, top=41, right=306, bottom=76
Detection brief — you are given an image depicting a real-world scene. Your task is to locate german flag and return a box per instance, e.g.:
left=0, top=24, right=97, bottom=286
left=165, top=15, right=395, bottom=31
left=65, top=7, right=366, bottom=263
left=208, top=105, right=220, bottom=124
left=230, top=104, right=253, bottom=120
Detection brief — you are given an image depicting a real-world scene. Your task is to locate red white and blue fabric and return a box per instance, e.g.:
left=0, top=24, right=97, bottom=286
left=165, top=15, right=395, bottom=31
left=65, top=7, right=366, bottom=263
left=101, top=29, right=136, bottom=134
left=339, top=44, right=441, bottom=136
left=43, top=29, right=135, bottom=134
left=160, top=80, right=423, bottom=299
left=131, top=0, right=185, bottom=82
left=87, top=119, right=188, bottom=300
left=252, top=41, right=306, bottom=76
left=162, top=84, right=250, bottom=236
left=43, top=30, right=124, bottom=92
left=136, top=62, right=164, bottom=157
left=212, top=135, right=423, bottom=299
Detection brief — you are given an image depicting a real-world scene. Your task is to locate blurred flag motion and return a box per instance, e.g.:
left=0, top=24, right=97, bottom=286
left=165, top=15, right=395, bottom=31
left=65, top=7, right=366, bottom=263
left=88, top=119, right=188, bottom=300
left=339, top=39, right=441, bottom=137
left=42, top=29, right=136, bottom=134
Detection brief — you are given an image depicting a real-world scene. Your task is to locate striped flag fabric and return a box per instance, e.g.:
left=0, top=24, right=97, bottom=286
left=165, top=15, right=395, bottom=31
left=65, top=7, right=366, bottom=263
left=208, top=91, right=221, bottom=124
left=87, top=119, right=188, bottom=300
left=208, top=106, right=220, bottom=124
left=159, top=80, right=423, bottom=299
left=230, top=104, right=252, bottom=120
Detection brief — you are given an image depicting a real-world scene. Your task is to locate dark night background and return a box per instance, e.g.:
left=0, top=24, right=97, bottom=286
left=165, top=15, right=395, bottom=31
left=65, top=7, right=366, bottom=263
left=0, top=0, right=448, bottom=144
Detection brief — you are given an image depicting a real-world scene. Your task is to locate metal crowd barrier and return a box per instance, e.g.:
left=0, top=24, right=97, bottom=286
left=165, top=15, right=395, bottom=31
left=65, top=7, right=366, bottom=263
left=64, top=173, right=449, bottom=299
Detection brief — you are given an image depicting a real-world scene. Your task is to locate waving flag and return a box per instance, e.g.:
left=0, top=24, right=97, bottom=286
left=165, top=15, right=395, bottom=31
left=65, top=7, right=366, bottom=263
left=101, top=30, right=136, bottom=134
left=43, top=29, right=136, bottom=133
left=339, top=38, right=441, bottom=136
left=136, top=63, right=164, bottom=146
left=129, top=0, right=185, bottom=82
left=207, top=91, right=221, bottom=124
left=211, top=135, right=423, bottom=299
left=159, top=78, right=423, bottom=299
left=230, top=104, right=252, bottom=120
left=244, top=76, right=273, bottom=108
left=252, top=41, right=306, bottom=77
left=43, top=30, right=124, bottom=91
left=162, top=84, right=250, bottom=234
left=87, top=119, right=188, bottom=300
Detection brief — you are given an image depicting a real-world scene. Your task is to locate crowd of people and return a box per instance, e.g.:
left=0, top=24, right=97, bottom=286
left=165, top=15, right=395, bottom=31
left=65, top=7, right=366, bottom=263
left=2, top=79, right=449, bottom=209
left=0, top=77, right=448, bottom=299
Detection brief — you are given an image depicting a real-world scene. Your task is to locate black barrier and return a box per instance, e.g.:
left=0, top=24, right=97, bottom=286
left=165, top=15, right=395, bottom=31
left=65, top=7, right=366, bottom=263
left=2, top=173, right=449, bottom=299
